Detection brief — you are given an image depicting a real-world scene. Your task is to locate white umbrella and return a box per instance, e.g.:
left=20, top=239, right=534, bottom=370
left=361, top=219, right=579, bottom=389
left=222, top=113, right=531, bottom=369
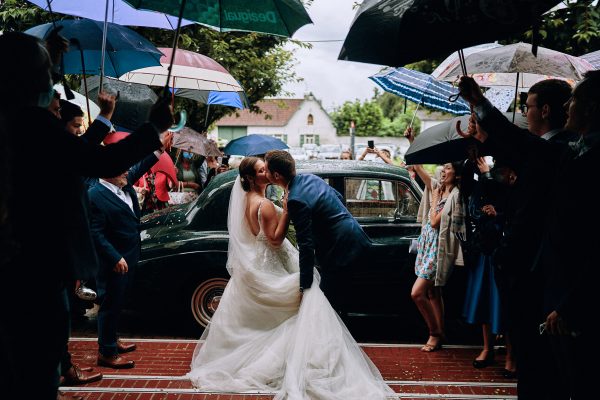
left=435, top=42, right=593, bottom=90
left=119, top=47, right=243, bottom=93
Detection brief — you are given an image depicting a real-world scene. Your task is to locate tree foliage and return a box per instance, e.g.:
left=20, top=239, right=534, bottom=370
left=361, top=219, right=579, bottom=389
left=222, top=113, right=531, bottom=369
left=504, top=1, right=600, bottom=56
left=0, top=0, right=306, bottom=132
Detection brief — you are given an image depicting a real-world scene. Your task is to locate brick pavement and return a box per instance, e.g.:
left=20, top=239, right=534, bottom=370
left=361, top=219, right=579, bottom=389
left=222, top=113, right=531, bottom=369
left=63, top=338, right=517, bottom=399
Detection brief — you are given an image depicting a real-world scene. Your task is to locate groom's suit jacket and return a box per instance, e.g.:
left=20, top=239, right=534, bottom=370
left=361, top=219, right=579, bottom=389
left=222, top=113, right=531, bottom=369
left=287, top=174, right=372, bottom=289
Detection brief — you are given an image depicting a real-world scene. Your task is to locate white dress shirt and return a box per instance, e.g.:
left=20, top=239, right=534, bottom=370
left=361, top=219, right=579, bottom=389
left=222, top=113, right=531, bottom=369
left=99, top=179, right=134, bottom=213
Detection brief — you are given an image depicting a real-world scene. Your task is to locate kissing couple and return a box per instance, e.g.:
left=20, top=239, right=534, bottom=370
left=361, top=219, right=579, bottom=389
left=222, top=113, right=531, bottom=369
left=186, top=150, right=395, bottom=399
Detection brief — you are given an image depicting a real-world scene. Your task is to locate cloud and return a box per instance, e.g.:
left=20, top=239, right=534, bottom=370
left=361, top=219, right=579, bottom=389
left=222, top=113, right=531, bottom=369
left=281, top=0, right=386, bottom=111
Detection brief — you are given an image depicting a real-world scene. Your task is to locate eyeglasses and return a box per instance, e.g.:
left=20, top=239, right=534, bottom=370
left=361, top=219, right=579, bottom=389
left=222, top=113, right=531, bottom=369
left=521, top=104, right=538, bottom=115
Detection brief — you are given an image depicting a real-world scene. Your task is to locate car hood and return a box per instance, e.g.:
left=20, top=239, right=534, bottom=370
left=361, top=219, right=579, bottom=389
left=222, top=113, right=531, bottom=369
left=139, top=203, right=191, bottom=239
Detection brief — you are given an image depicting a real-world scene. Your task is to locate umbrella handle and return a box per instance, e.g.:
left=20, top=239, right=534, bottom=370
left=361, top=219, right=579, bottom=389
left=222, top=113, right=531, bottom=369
left=170, top=110, right=187, bottom=132
left=448, top=93, right=461, bottom=103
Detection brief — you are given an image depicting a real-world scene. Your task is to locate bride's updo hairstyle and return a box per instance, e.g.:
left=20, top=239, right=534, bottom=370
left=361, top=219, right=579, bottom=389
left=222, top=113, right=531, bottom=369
left=238, top=156, right=260, bottom=192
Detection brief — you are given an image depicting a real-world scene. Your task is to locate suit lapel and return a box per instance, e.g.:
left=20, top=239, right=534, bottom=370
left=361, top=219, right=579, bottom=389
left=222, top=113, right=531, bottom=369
left=97, top=184, right=138, bottom=219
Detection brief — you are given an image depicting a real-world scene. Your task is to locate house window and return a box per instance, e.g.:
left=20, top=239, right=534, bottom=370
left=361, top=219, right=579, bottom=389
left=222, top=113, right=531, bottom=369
left=272, top=134, right=288, bottom=143
left=307, top=114, right=314, bottom=125
left=300, top=134, right=320, bottom=146
left=218, top=126, right=247, bottom=141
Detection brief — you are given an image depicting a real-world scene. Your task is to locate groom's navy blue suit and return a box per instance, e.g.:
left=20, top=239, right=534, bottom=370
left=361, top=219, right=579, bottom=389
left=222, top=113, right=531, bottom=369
left=287, top=174, right=371, bottom=306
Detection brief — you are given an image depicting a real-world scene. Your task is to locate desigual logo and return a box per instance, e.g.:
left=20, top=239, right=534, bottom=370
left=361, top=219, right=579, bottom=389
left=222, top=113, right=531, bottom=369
left=224, top=10, right=277, bottom=24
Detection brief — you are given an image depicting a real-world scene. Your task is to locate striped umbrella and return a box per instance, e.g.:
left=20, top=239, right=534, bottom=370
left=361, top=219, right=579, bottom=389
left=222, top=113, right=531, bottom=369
left=369, top=68, right=471, bottom=116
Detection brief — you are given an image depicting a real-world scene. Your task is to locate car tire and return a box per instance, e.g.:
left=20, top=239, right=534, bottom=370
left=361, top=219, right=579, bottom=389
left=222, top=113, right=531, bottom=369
left=190, top=277, right=229, bottom=328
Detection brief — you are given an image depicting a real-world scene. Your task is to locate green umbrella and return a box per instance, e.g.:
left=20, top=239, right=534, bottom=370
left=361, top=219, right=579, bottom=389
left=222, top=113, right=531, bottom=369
left=123, top=0, right=312, bottom=37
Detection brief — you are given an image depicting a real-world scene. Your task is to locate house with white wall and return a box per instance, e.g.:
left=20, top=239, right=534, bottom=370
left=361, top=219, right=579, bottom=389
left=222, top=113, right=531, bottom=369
left=209, top=93, right=337, bottom=147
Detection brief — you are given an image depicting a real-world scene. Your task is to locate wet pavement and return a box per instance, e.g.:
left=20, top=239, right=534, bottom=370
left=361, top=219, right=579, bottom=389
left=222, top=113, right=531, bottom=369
left=63, top=337, right=517, bottom=399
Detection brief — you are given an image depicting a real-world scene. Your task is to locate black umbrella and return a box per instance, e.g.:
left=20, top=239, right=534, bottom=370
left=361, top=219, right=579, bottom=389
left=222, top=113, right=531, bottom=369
left=338, top=0, right=560, bottom=67
left=81, top=76, right=157, bottom=132
left=404, top=112, right=528, bottom=165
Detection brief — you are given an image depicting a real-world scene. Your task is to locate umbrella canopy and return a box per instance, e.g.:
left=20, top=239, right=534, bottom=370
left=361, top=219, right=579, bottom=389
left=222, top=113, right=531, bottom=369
left=123, top=0, right=312, bottom=37
left=431, top=43, right=503, bottom=79
left=82, top=76, right=158, bottom=132
left=25, top=19, right=163, bottom=77
left=405, top=112, right=528, bottom=165
left=369, top=68, right=471, bottom=115
left=53, top=83, right=100, bottom=120
left=581, top=49, right=600, bottom=69
left=172, top=127, right=221, bottom=157
left=119, top=47, right=247, bottom=108
left=26, top=0, right=196, bottom=29
left=436, top=42, right=593, bottom=89
left=338, top=0, right=561, bottom=67
left=223, top=134, right=288, bottom=156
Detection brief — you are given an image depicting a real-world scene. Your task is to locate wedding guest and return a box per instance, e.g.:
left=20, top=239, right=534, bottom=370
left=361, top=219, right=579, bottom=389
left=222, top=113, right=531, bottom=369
left=458, top=73, right=600, bottom=399
left=405, top=128, right=465, bottom=352
left=0, top=31, right=173, bottom=400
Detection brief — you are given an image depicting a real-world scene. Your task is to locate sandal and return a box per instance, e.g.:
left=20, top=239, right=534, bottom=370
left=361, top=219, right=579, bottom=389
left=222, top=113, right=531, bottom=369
left=420, top=332, right=444, bottom=352
left=420, top=342, right=443, bottom=352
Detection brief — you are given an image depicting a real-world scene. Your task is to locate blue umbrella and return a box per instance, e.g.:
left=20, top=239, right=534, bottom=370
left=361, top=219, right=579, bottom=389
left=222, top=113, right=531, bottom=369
left=27, top=0, right=195, bottom=30
left=369, top=68, right=471, bottom=115
left=25, top=19, right=163, bottom=77
left=223, top=135, right=288, bottom=157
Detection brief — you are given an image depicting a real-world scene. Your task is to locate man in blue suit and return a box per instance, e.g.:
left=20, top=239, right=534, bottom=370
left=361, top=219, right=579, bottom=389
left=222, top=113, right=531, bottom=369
left=88, top=159, right=152, bottom=369
left=264, top=150, right=371, bottom=310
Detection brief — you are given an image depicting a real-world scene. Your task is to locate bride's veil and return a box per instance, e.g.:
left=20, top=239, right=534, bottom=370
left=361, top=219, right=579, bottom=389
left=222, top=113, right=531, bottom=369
left=226, top=176, right=254, bottom=276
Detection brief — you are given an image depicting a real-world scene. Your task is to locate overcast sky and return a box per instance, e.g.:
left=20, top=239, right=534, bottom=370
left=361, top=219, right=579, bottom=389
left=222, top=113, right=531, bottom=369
left=281, top=0, right=386, bottom=111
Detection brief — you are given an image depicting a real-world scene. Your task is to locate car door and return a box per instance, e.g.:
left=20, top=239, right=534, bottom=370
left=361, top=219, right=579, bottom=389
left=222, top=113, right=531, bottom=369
left=339, top=176, right=422, bottom=316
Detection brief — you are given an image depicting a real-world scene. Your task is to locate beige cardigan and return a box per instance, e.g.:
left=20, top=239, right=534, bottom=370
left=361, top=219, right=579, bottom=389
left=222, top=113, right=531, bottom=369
left=416, top=179, right=464, bottom=287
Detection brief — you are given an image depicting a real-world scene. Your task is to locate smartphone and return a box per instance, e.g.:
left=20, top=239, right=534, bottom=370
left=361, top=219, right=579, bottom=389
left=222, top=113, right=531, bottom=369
left=221, top=156, right=230, bottom=167
left=368, top=140, right=374, bottom=149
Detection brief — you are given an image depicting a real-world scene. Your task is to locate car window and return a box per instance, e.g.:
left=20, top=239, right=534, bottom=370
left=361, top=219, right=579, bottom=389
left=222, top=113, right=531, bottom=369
left=396, top=181, right=420, bottom=219
left=344, top=178, right=419, bottom=220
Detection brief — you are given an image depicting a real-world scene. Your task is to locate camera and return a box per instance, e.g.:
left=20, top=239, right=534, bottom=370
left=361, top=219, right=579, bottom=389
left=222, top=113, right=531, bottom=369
left=368, top=140, right=374, bottom=149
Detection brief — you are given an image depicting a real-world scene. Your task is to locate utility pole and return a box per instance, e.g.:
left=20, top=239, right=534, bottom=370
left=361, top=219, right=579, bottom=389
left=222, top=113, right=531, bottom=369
left=349, top=120, right=356, bottom=159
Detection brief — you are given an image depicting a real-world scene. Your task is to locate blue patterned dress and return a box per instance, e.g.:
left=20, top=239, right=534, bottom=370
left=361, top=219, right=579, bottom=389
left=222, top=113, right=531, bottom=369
left=415, top=198, right=447, bottom=280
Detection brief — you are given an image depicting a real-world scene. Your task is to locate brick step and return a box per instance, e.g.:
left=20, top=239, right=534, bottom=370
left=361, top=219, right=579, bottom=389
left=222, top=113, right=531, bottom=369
left=61, top=375, right=516, bottom=397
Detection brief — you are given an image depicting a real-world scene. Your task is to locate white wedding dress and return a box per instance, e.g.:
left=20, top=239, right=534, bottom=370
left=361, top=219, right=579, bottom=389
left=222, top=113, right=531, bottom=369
left=186, top=177, right=395, bottom=400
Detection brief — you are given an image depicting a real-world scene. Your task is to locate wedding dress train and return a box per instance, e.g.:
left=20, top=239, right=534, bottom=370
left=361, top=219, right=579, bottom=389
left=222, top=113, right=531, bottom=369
left=187, top=178, right=394, bottom=399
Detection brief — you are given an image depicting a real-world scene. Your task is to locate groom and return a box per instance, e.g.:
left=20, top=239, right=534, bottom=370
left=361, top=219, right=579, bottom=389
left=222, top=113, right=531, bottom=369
left=264, top=150, right=372, bottom=309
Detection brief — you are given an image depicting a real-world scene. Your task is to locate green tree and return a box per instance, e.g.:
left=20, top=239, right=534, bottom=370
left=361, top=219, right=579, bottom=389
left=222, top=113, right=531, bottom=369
left=331, top=99, right=383, bottom=136
left=504, top=1, right=600, bottom=56
left=0, top=0, right=307, bottom=132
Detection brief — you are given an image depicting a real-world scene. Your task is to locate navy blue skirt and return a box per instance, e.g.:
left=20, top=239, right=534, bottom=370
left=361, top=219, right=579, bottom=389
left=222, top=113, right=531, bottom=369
left=462, top=253, right=503, bottom=334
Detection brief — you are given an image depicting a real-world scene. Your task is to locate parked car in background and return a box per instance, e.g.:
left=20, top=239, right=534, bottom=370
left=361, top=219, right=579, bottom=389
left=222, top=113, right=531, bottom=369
left=318, top=144, right=343, bottom=160
left=288, top=147, right=308, bottom=161
left=302, top=143, right=320, bottom=159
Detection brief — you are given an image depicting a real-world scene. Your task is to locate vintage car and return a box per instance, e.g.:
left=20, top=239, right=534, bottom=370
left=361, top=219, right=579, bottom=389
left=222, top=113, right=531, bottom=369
left=131, top=160, right=469, bottom=335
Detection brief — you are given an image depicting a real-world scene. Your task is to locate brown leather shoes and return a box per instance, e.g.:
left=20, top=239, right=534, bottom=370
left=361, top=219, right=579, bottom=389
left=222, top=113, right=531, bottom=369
left=63, top=364, right=103, bottom=386
left=97, top=353, right=135, bottom=369
left=117, top=339, right=137, bottom=353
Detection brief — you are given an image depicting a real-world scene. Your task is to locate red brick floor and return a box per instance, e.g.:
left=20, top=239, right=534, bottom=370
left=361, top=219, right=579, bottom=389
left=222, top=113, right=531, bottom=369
left=64, top=338, right=517, bottom=399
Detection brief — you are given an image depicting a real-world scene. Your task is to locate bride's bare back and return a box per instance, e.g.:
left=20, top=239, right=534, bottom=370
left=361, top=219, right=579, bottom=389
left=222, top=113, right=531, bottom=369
left=245, top=192, right=288, bottom=246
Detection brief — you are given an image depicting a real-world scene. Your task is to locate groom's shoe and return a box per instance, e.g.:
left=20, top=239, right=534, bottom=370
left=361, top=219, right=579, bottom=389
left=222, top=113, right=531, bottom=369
left=117, top=340, right=137, bottom=354
left=97, top=353, right=135, bottom=369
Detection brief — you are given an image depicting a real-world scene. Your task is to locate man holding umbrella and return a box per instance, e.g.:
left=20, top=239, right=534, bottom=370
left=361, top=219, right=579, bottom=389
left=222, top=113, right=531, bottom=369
left=0, top=31, right=174, bottom=400
left=458, top=73, right=600, bottom=400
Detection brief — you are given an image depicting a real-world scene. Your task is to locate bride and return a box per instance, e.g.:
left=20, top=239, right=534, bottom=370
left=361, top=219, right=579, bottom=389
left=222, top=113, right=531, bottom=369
left=187, top=157, right=395, bottom=400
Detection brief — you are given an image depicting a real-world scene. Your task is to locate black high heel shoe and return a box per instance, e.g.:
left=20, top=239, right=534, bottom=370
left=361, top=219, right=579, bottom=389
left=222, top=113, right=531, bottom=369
left=472, top=350, right=495, bottom=368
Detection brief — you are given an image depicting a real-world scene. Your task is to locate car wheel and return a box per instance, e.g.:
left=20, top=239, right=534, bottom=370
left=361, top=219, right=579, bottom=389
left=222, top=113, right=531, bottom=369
left=190, top=277, right=229, bottom=328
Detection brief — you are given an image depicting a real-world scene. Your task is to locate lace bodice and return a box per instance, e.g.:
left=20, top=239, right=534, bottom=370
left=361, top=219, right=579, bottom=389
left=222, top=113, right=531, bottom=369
left=254, top=201, right=298, bottom=275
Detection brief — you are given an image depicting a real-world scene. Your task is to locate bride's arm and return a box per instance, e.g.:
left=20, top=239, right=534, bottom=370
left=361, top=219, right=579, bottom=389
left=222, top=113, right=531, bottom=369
left=261, top=200, right=290, bottom=247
